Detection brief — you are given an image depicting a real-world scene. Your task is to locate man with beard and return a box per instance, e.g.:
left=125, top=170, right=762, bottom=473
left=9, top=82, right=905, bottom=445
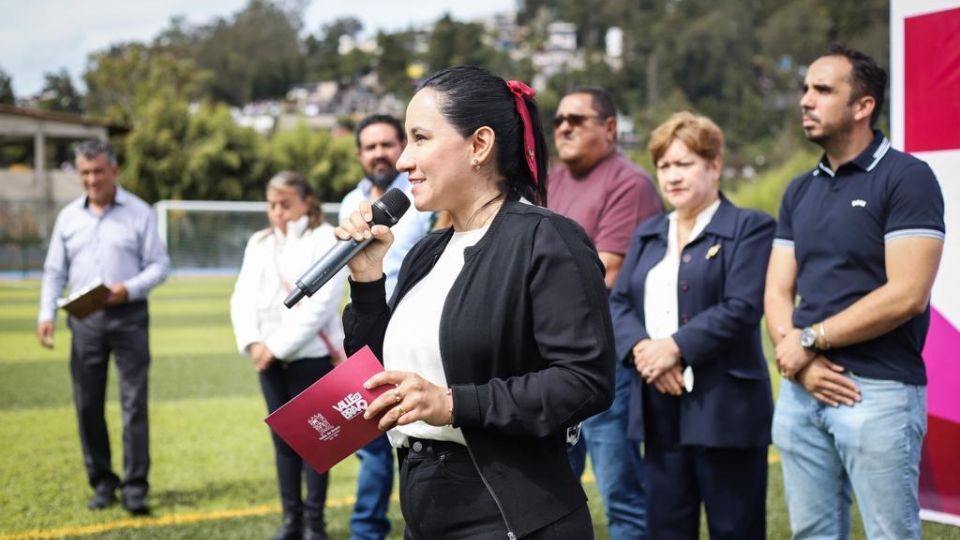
left=766, top=44, right=944, bottom=539
left=548, top=87, right=662, bottom=540
left=338, top=113, right=433, bottom=540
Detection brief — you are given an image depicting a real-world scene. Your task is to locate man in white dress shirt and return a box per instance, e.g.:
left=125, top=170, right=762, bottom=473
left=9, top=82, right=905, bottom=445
left=37, top=140, right=169, bottom=515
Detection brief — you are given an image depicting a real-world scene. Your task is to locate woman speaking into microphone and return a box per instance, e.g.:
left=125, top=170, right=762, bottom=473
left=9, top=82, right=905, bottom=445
left=337, top=66, right=615, bottom=539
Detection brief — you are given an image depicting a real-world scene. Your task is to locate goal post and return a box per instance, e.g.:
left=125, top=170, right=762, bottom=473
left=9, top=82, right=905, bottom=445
left=153, top=200, right=341, bottom=273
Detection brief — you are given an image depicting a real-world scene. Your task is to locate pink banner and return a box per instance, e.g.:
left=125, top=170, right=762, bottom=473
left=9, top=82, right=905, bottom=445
left=901, top=5, right=960, bottom=526
left=904, top=7, right=960, bottom=153
left=920, top=308, right=960, bottom=515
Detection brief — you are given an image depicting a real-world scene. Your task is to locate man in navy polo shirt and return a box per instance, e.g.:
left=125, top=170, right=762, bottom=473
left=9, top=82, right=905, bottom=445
left=765, top=44, right=944, bottom=539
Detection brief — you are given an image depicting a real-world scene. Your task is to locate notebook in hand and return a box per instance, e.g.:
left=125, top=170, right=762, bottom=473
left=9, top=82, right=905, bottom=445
left=265, top=345, right=390, bottom=473
left=57, top=281, right=111, bottom=320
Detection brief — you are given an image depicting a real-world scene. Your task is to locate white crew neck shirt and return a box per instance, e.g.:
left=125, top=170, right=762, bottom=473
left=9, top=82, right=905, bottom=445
left=382, top=224, right=490, bottom=448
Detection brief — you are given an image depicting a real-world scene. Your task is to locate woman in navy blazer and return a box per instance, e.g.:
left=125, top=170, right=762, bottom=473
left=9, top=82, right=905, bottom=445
left=610, top=112, right=775, bottom=540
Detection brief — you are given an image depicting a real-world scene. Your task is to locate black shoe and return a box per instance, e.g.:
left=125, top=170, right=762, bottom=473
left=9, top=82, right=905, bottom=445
left=88, top=487, right=116, bottom=510
left=303, top=524, right=327, bottom=540
left=121, top=493, right=150, bottom=516
left=270, top=515, right=303, bottom=540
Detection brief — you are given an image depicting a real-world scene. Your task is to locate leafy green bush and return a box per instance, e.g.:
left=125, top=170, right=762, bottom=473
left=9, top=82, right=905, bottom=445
left=727, top=147, right=820, bottom=217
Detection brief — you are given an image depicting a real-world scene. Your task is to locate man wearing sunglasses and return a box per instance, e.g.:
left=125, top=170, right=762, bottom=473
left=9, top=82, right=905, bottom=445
left=548, top=87, right=662, bottom=540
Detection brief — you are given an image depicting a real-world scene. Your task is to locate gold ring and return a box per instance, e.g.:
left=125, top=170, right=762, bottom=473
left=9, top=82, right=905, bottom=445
left=397, top=406, right=406, bottom=417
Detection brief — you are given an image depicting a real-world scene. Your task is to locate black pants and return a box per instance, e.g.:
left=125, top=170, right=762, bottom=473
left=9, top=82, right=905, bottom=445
left=645, top=443, right=767, bottom=540
left=259, top=356, right=333, bottom=525
left=68, top=301, right=151, bottom=497
left=399, top=438, right=593, bottom=540
left=643, top=379, right=767, bottom=540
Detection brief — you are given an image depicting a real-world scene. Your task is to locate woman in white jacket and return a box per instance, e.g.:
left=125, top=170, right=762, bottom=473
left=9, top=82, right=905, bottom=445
left=230, top=171, right=348, bottom=540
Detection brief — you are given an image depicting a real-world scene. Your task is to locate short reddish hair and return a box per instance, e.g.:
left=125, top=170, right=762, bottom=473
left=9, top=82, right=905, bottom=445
left=648, top=111, right=724, bottom=165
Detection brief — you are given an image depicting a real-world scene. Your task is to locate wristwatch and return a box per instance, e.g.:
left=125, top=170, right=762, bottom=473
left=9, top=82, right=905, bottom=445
left=800, top=326, right=818, bottom=350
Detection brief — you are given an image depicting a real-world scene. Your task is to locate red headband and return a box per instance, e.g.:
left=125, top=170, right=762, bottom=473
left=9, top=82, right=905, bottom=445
left=506, top=80, right=539, bottom=187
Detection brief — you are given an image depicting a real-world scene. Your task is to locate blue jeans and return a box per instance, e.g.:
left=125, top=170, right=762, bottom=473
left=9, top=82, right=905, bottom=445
left=569, top=362, right=647, bottom=540
left=772, top=374, right=926, bottom=540
left=351, top=434, right=393, bottom=540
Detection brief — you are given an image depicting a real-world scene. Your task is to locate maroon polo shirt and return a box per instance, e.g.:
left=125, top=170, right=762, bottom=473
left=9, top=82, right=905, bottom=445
left=548, top=152, right=663, bottom=255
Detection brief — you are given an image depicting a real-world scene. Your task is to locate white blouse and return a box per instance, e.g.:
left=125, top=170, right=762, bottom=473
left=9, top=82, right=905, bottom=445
left=643, top=199, right=721, bottom=340
left=230, top=215, right=348, bottom=361
left=382, top=224, right=490, bottom=448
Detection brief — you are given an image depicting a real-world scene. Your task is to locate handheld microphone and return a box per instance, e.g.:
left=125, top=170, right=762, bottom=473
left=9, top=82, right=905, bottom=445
left=283, top=188, right=411, bottom=308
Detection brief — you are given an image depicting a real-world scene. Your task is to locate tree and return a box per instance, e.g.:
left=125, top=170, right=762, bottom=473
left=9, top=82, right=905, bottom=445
left=153, top=15, right=198, bottom=58
left=123, top=100, right=262, bottom=202
left=85, top=44, right=237, bottom=202
left=520, top=0, right=631, bottom=52
left=121, top=94, right=192, bottom=202
left=75, top=0, right=894, bottom=204
left=84, top=43, right=211, bottom=125
left=181, top=103, right=263, bottom=200
left=305, top=17, right=371, bottom=83
left=37, top=69, right=83, bottom=113
left=191, top=0, right=305, bottom=105
left=261, top=123, right=363, bottom=203
left=425, top=15, right=502, bottom=72
left=376, top=31, right=412, bottom=97
left=528, top=0, right=885, bottom=177
left=0, top=68, right=14, bottom=104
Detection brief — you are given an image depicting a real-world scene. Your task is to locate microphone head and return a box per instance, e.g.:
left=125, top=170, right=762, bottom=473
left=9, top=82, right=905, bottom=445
left=371, top=188, right=411, bottom=226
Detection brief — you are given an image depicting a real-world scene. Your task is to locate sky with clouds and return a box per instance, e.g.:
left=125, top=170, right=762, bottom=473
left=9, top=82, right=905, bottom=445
left=0, top=0, right=518, bottom=97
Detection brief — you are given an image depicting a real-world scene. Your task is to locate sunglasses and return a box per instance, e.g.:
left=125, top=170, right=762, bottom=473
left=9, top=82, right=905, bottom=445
left=553, top=113, right=604, bottom=129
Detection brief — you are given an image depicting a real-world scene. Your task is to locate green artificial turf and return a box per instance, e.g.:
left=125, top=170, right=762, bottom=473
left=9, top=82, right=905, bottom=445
left=0, top=277, right=957, bottom=539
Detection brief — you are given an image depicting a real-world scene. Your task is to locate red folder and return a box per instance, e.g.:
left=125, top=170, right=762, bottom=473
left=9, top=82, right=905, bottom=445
left=265, top=346, right=389, bottom=473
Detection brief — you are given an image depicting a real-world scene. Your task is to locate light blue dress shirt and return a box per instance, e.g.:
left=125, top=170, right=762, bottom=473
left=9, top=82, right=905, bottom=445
left=339, top=173, right=434, bottom=298
left=38, top=186, right=170, bottom=322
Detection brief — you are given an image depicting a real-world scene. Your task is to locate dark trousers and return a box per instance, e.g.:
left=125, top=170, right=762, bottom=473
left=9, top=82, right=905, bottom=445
left=259, top=356, right=333, bottom=525
left=644, top=443, right=768, bottom=540
left=68, top=301, right=151, bottom=497
left=399, top=438, right=594, bottom=540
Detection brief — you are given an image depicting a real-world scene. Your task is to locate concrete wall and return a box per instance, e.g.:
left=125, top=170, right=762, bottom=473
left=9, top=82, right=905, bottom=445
left=0, top=170, right=83, bottom=202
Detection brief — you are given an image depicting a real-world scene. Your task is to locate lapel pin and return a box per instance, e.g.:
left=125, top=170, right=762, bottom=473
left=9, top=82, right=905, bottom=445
left=706, top=243, right=721, bottom=259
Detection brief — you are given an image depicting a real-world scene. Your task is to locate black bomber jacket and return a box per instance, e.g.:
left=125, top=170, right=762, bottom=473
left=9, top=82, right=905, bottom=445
left=343, top=198, right=616, bottom=538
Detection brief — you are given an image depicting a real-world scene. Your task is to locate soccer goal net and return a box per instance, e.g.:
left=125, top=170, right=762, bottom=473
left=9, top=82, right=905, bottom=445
left=154, top=200, right=341, bottom=273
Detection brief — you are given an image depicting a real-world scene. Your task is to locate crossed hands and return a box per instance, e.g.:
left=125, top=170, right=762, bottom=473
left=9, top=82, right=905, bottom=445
left=104, top=283, right=128, bottom=306
left=633, top=338, right=684, bottom=396
left=363, top=371, right=454, bottom=432
left=795, top=356, right=861, bottom=407
left=774, top=326, right=815, bottom=380
left=774, top=327, right=860, bottom=406
left=247, top=342, right=276, bottom=372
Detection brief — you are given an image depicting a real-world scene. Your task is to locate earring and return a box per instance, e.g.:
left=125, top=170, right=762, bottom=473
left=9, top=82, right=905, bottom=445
left=472, top=159, right=480, bottom=172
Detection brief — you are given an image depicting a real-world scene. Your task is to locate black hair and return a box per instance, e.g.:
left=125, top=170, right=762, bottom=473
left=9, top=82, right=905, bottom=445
left=74, top=139, right=117, bottom=166
left=355, top=113, right=406, bottom=148
left=567, top=86, right=617, bottom=120
left=418, top=66, right=548, bottom=206
left=824, top=43, right=887, bottom=127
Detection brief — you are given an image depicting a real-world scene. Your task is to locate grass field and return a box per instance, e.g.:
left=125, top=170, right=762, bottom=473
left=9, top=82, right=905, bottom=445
left=1, top=276, right=957, bottom=539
